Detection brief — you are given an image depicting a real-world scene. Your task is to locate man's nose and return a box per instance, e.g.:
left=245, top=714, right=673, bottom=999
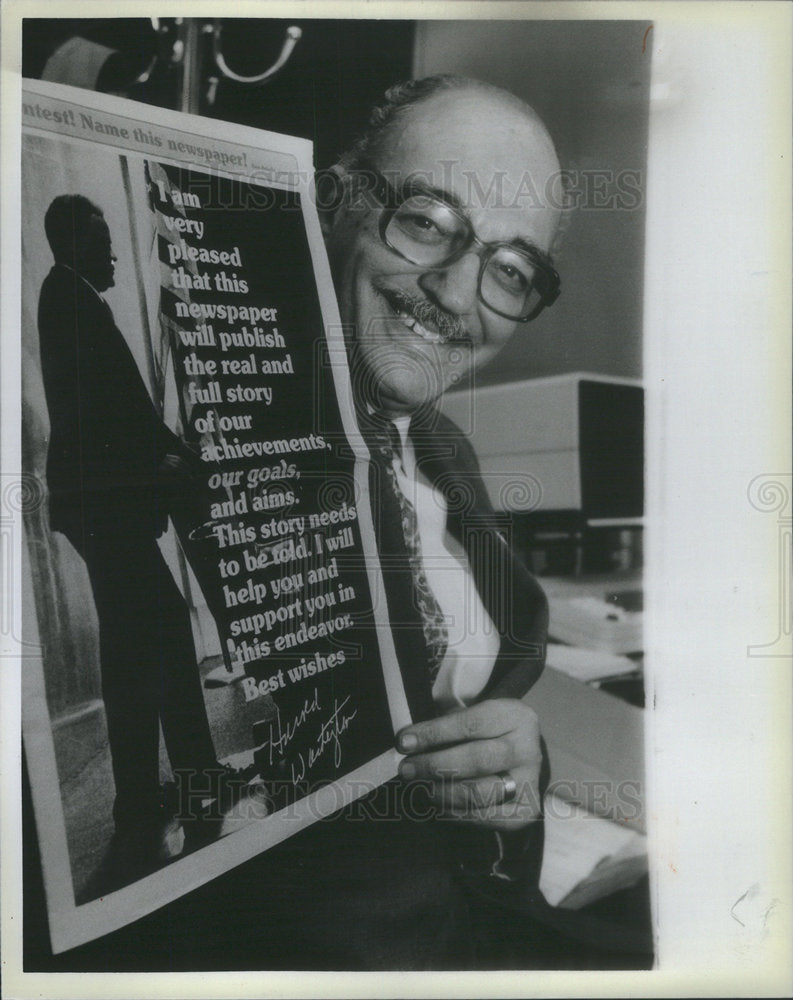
left=417, top=253, right=480, bottom=318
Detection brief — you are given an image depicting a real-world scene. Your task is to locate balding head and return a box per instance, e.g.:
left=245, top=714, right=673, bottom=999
left=338, top=75, right=555, bottom=173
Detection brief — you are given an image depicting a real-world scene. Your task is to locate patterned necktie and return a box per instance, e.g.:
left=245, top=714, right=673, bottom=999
left=367, top=417, right=449, bottom=680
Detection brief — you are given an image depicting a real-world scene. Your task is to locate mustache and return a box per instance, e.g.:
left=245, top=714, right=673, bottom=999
left=381, top=287, right=468, bottom=341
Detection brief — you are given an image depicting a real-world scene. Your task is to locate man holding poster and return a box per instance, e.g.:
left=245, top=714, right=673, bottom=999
left=308, top=74, right=557, bottom=965
left=21, top=73, right=560, bottom=970
left=327, top=74, right=559, bottom=797
left=149, top=75, right=559, bottom=970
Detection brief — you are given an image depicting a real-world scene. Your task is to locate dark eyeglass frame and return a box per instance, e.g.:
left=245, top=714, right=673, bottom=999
left=362, top=168, right=561, bottom=323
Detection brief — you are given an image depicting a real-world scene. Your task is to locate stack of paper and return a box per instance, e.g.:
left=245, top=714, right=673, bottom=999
left=539, top=794, right=648, bottom=910
left=545, top=643, right=639, bottom=684
left=547, top=594, right=643, bottom=654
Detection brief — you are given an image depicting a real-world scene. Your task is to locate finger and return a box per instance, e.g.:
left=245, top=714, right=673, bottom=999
left=397, top=699, right=536, bottom=754
left=398, top=733, right=522, bottom=782
left=432, top=767, right=544, bottom=828
left=444, top=772, right=529, bottom=811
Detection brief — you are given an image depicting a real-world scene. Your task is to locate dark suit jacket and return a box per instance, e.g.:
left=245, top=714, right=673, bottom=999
left=408, top=408, right=549, bottom=886
left=38, top=264, right=178, bottom=548
left=405, top=408, right=548, bottom=709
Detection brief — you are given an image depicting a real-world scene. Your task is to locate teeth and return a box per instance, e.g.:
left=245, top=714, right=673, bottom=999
left=397, top=311, right=444, bottom=343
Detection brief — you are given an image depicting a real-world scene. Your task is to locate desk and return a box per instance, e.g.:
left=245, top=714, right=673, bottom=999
left=517, top=576, right=652, bottom=963
left=525, top=665, right=646, bottom=834
left=526, top=570, right=647, bottom=916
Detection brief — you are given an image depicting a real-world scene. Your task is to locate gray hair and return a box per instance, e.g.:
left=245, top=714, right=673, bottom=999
left=336, top=75, right=496, bottom=172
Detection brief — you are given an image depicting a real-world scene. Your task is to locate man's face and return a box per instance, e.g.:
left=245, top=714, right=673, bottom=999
left=327, top=88, right=561, bottom=416
left=78, top=214, right=116, bottom=292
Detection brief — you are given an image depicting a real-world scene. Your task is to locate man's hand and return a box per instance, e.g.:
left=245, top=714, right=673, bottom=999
left=159, top=452, right=192, bottom=476
left=159, top=441, right=203, bottom=478
left=396, top=699, right=543, bottom=831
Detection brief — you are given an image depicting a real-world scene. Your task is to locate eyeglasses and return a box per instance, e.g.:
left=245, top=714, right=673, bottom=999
left=364, top=169, right=561, bottom=323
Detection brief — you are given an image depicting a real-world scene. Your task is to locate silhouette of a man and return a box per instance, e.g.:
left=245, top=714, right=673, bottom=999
left=38, top=194, right=225, bottom=867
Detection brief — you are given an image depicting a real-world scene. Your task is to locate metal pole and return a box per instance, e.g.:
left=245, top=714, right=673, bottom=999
left=176, top=18, right=203, bottom=116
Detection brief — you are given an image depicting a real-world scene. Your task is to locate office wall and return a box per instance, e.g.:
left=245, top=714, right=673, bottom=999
left=414, top=19, right=651, bottom=385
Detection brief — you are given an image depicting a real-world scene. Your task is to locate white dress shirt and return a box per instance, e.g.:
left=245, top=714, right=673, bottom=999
left=390, top=417, right=501, bottom=713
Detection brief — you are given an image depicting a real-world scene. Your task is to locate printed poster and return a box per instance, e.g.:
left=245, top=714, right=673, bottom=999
left=20, top=78, right=410, bottom=954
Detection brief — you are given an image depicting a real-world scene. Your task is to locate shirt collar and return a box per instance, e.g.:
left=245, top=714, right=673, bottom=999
left=57, top=262, right=104, bottom=301
left=364, top=403, right=411, bottom=449
left=391, top=415, right=411, bottom=454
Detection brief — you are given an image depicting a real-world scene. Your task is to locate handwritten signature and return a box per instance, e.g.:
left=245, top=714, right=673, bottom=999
left=291, top=695, right=358, bottom=784
left=258, top=687, right=358, bottom=787
left=260, top=688, right=322, bottom=766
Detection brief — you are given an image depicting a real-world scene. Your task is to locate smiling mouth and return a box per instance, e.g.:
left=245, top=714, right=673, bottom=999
left=394, top=309, right=444, bottom=344
left=377, top=288, right=468, bottom=346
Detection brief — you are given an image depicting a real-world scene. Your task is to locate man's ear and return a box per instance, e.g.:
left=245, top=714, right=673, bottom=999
left=317, top=164, right=349, bottom=238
